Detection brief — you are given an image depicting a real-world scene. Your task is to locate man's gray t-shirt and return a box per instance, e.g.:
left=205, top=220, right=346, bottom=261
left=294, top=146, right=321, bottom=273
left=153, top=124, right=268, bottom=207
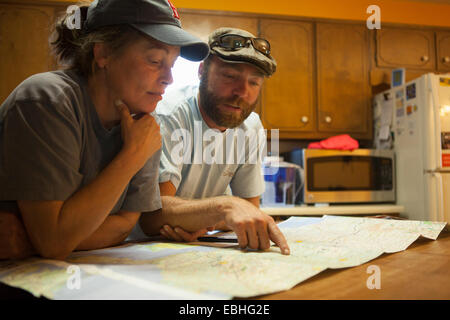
left=157, top=88, right=265, bottom=199
left=0, top=70, right=161, bottom=238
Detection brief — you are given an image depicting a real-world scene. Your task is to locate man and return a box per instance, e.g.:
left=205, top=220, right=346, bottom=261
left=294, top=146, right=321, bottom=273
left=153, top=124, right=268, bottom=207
left=139, top=28, right=290, bottom=255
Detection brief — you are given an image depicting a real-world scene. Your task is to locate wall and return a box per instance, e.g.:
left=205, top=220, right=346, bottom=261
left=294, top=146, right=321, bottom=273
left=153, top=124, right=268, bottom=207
left=41, top=0, right=450, bottom=28
left=172, top=0, right=450, bottom=28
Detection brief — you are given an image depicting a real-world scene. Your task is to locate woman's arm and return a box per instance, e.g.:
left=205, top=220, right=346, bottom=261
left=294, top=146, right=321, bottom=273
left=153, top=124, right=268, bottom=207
left=75, top=211, right=140, bottom=251
left=18, top=103, right=161, bottom=260
left=0, top=212, right=35, bottom=260
left=0, top=210, right=139, bottom=259
left=18, top=150, right=140, bottom=260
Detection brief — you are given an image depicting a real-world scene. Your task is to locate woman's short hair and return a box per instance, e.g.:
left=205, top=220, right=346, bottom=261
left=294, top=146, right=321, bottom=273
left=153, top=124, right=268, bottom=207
left=50, top=1, right=145, bottom=77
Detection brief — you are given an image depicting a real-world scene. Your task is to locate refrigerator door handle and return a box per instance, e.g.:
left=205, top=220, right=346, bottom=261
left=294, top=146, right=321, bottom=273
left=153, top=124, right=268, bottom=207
left=428, top=76, right=443, bottom=169
left=434, top=173, right=445, bottom=222
left=424, top=169, right=450, bottom=174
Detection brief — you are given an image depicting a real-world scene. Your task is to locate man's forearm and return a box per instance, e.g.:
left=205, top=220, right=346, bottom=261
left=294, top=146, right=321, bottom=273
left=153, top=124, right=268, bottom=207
left=139, top=196, right=229, bottom=236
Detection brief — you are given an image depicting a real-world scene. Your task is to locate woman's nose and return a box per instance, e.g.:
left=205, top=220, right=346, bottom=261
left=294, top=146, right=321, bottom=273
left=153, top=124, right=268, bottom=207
left=161, top=67, right=174, bottom=86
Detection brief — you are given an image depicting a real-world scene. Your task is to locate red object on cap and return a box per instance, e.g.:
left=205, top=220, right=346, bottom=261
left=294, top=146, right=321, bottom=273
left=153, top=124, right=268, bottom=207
left=307, top=134, right=359, bottom=150
left=167, top=0, right=180, bottom=19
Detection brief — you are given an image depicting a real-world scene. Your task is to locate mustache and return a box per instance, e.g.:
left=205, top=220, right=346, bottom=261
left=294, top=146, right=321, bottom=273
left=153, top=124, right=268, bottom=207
left=219, top=96, right=252, bottom=109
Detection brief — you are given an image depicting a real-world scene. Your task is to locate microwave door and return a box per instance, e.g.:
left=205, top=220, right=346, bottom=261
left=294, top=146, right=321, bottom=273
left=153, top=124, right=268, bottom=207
left=303, top=150, right=395, bottom=204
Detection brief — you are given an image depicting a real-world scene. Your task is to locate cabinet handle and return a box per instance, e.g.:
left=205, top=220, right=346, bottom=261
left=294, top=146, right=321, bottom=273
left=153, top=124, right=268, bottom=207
left=324, top=116, right=332, bottom=123
left=301, top=116, right=309, bottom=124
left=421, top=55, right=429, bottom=62
left=443, top=56, right=450, bottom=64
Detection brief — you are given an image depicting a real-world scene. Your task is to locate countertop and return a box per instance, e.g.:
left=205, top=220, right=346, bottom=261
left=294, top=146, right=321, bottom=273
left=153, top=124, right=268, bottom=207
left=261, top=204, right=404, bottom=216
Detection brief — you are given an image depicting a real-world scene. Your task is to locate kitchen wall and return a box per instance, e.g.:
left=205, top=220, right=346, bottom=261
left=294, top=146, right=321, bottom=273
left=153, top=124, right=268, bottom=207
left=171, top=0, right=450, bottom=28
left=42, top=0, right=450, bottom=28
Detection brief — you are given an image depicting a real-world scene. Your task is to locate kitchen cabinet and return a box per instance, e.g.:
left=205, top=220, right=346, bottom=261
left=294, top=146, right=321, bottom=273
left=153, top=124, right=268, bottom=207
left=376, top=27, right=436, bottom=70
left=437, top=31, right=450, bottom=72
left=316, top=23, right=370, bottom=135
left=178, top=12, right=258, bottom=43
left=0, top=4, right=56, bottom=103
left=259, top=19, right=315, bottom=135
left=260, top=20, right=371, bottom=139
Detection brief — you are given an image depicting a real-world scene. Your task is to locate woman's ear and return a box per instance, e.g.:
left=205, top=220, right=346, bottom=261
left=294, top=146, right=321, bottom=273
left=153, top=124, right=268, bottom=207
left=198, top=62, right=204, bottom=80
left=92, top=43, right=109, bottom=69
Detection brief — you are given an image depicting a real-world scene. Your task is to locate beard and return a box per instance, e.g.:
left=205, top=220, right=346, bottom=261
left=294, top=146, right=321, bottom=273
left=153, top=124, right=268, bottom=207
left=199, top=70, right=258, bottom=128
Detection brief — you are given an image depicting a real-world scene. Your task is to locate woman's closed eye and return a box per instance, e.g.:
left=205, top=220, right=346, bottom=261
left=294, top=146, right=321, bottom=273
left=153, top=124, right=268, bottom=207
left=149, top=59, right=161, bottom=66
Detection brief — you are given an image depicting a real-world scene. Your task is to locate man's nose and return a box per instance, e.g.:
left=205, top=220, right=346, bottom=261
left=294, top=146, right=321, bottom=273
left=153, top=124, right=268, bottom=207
left=232, top=77, right=249, bottom=98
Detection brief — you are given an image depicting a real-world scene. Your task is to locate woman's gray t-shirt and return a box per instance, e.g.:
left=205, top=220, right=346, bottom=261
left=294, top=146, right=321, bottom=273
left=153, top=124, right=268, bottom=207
left=0, top=70, right=161, bottom=233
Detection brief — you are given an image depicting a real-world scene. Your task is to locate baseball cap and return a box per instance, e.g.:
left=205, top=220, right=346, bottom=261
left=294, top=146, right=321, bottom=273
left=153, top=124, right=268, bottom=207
left=208, top=27, right=277, bottom=76
left=84, top=0, right=209, bottom=61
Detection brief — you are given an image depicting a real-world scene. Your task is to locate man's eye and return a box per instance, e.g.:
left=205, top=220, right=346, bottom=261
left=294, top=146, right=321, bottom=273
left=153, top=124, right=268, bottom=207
left=223, top=73, right=236, bottom=79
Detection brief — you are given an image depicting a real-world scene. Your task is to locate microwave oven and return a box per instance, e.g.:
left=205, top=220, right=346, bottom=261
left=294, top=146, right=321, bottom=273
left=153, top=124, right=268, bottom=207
left=295, top=149, right=395, bottom=204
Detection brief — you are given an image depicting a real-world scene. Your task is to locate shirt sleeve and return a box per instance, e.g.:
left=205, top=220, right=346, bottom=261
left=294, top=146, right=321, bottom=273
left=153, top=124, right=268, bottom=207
left=120, top=148, right=162, bottom=213
left=230, top=162, right=265, bottom=199
left=158, top=115, right=185, bottom=190
left=0, top=100, right=83, bottom=201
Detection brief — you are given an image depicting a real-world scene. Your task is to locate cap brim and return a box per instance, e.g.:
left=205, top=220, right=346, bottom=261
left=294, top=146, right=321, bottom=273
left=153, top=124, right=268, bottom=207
left=213, top=54, right=269, bottom=77
left=211, top=47, right=276, bottom=76
left=132, top=23, right=209, bottom=62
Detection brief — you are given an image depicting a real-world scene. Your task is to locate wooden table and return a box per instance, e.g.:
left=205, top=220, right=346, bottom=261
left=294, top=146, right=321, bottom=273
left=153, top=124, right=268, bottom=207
left=1, top=223, right=448, bottom=300
left=255, top=231, right=450, bottom=300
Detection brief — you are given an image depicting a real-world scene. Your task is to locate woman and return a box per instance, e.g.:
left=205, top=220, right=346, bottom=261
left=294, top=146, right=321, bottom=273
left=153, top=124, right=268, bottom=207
left=0, top=0, right=209, bottom=260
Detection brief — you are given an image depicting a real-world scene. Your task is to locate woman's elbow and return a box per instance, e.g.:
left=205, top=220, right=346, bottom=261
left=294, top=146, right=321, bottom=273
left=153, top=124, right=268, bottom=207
left=38, top=248, right=71, bottom=260
left=34, top=240, right=74, bottom=260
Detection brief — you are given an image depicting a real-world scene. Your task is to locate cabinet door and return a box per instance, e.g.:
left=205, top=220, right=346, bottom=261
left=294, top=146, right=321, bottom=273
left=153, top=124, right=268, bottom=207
left=316, top=23, right=370, bottom=135
left=178, top=12, right=258, bottom=42
left=437, top=31, right=450, bottom=72
left=376, top=27, right=436, bottom=70
left=0, top=4, right=55, bottom=104
left=260, top=19, right=315, bottom=135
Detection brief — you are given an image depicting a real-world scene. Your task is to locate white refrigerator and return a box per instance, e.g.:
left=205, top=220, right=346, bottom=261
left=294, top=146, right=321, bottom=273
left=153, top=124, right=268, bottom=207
left=374, top=73, right=450, bottom=222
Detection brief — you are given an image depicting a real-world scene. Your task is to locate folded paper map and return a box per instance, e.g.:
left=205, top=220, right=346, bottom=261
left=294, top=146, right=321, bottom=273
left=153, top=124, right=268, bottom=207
left=0, top=216, right=446, bottom=299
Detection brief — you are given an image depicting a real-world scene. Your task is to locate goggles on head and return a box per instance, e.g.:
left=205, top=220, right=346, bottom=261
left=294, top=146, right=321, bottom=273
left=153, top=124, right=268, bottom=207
left=211, top=34, right=271, bottom=57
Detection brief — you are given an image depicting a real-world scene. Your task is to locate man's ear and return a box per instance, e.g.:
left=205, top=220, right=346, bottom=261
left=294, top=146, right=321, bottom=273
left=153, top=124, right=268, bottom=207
left=92, top=42, right=109, bottom=69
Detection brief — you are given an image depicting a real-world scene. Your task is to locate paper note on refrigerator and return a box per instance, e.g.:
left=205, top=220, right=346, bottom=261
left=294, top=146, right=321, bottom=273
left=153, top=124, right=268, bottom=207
left=379, top=125, right=391, bottom=140
left=380, top=98, right=394, bottom=126
left=0, top=216, right=446, bottom=299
